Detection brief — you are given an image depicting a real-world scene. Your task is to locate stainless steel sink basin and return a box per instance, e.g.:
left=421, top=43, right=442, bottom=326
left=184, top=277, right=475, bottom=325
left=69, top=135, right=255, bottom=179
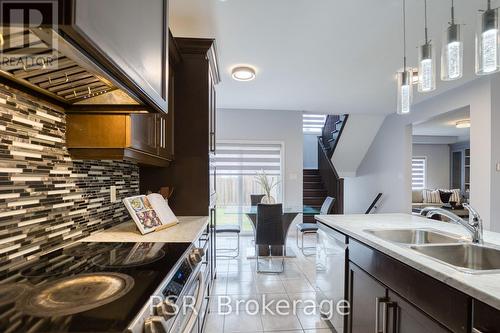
left=364, top=228, right=462, bottom=245
left=410, top=244, right=500, bottom=271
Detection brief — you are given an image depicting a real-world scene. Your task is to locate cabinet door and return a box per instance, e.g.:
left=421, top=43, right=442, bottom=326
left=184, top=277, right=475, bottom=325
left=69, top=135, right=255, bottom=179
left=130, top=114, right=157, bottom=155
left=348, top=263, right=387, bottom=333
left=68, top=0, right=168, bottom=113
left=387, top=291, right=449, bottom=333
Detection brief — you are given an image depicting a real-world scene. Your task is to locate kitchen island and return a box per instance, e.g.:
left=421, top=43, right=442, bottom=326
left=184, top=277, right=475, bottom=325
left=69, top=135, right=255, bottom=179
left=316, top=213, right=500, bottom=333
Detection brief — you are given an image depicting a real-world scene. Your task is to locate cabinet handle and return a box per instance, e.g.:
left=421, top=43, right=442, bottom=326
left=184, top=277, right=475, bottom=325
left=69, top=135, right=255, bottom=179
left=210, top=132, right=216, bottom=152
left=382, top=301, right=398, bottom=333
left=375, top=297, right=389, bottom=333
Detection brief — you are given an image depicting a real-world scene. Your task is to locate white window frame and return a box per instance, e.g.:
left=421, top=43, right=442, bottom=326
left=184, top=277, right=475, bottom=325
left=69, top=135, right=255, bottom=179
left=412, top=156, right=427, bottom=190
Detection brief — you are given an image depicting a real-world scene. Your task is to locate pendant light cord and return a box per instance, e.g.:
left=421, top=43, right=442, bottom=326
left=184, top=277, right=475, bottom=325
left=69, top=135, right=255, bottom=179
left=451, top=0, right=455, bottom=24
left=488, top=0, right=491, bottom=10
left=424, top=0, right=429, bottom=44
left=403, top=0, right=407, bottom=69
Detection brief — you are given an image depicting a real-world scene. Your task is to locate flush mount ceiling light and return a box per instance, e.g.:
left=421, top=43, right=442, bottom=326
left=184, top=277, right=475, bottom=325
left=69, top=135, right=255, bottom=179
left=456, top=119, right=471, bottom=128
left=231, top=66, right=256, bottom=81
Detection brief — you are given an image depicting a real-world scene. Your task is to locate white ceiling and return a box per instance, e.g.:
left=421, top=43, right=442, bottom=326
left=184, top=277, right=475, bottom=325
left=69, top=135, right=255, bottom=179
left=412, top=106, right=470, bottom=141
left=170, top=0, right=488, bottom=114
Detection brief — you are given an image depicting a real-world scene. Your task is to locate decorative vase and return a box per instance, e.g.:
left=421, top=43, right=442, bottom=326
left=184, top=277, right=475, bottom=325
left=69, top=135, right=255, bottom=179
left=261, top=195, right=276, bottom=204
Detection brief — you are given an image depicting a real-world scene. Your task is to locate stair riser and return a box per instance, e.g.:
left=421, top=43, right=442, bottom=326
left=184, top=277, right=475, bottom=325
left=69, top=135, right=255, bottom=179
left=304, top=175, right=321, bottom=182
left=304, top=182, right=322, bottom=189
left=304, top=198, right=326, bottom=205
left=303, top=169, right=320, bottom=175
left=304, top=190, right=327, bottom=197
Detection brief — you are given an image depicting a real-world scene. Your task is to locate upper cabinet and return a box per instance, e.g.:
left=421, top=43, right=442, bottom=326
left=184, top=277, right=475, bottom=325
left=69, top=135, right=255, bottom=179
left=59, top=0, right=168, bottom=113
left=0, top=0, right=168, bottom=114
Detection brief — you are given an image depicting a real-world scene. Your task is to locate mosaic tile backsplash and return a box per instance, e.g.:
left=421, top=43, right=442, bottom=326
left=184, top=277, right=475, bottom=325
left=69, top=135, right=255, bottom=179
left=0, top=84, right=139, bottom=272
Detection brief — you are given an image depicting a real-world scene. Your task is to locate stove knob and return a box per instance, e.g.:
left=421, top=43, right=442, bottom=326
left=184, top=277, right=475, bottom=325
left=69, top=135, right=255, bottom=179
left=189, top=248, right=204, bottom=265
left=144, top=316, right=167, bottom=333
left=154, top=300, right=177, bottom=319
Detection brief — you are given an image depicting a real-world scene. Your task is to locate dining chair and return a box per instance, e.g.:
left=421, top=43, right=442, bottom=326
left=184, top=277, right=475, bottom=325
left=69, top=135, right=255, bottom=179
left=255, top=203, right=285, bottom=273
left=249, top=194, right=265, bottom=245
left=215, top=224, right=241, bottom=259
left=296, top=196, right=336, bottom=256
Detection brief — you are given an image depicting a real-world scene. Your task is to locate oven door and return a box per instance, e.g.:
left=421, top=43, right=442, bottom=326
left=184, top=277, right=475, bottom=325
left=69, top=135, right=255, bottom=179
left=169, top=271, right=205, bottom=333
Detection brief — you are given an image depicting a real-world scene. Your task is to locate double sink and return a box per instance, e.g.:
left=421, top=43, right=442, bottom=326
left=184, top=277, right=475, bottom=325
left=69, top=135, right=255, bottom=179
left=364, top=228, right=500, bottom=273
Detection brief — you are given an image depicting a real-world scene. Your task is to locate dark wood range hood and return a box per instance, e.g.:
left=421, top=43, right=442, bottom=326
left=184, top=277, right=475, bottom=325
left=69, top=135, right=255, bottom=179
left=0, top=0, right=169, bottom=114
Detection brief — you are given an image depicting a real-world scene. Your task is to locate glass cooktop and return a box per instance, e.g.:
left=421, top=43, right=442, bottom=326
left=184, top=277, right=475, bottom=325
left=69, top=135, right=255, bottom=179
left=0, top=241, right=190, bottom=333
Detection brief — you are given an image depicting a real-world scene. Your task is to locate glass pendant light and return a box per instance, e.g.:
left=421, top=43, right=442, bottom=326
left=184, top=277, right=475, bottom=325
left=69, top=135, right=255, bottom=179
left=397, top=0, right=413, bottom=115
left=441, top=0, right=463, bottom=80
left=418, top=0, right=436, bottom=92
left=476, top=0, right=500, bottom=75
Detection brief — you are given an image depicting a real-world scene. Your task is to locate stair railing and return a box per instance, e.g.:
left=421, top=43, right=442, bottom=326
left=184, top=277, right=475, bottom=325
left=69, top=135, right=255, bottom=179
left=318, top=137, right=344, bottom=214
left=321, top=114, right=348, bottom=158
left=365, top=193, right=383, bottom=214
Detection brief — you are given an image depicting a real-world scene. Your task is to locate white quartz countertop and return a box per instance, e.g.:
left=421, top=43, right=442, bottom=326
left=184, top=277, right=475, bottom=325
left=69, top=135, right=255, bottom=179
left=81, top=216, right=209, bottom=243
left=316, top=213, right=500, bottom=310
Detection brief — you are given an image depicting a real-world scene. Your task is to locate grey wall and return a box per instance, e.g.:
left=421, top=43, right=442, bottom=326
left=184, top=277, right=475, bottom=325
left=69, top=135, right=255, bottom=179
left=303, top=134, right=318, bottom=169
left=217, top=108, right=303, bottom=208
left=0, top=84, right=139, bottom=270
left=412, top=144, right=450, bottom=190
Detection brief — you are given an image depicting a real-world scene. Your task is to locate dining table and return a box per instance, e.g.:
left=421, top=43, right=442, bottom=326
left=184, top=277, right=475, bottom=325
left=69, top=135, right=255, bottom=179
left=224, top=205, right=320, bottom=258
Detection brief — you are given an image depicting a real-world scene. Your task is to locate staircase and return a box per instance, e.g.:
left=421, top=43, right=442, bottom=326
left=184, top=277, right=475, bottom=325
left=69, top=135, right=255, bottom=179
left=303, top=169, right=327, bottom=222
left=322, top=114, right=348, bottom=158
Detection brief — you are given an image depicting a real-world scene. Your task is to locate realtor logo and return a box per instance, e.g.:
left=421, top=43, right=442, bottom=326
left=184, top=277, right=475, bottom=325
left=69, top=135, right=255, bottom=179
left=0, top=0, right=59, bottom=71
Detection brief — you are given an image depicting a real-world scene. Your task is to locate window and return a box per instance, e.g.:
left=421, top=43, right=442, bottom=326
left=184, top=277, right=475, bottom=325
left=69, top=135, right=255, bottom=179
left=303, top=114, right=326, bottom=134
left=215, top=142, right=283, bottom=233
left=412, top=157, right=426, bottom=190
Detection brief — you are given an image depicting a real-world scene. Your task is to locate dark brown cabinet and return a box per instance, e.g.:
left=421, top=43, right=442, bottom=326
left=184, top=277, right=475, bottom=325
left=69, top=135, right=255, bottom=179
left=348, top=264, right=387, bottom=333
left=473, top=300, right=500, bottom=333
left=58, top=0, right=169, bottom=113
left=67, top=113, right=172, bottom=166
left=348, top=263, right=449, bottom=333
left=387, top=291, right=449, bottom=333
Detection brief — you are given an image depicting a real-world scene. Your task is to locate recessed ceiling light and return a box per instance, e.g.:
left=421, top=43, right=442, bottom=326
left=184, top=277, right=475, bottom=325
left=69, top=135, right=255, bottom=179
left=231, top=66, right=256, bottom=81
left=456, top=119, right=470, bottom=128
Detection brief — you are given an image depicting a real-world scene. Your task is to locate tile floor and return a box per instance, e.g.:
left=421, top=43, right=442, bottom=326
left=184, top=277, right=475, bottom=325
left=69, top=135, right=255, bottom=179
left=204, top=229, right=334, bottom=333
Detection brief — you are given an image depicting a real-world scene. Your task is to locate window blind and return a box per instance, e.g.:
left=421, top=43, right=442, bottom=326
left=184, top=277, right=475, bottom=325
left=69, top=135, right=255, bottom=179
left=303, top=114, right=326, bottom=134
left=412, top=157, right=426, bottom=190
left=216, top=142, right=282, bottom=176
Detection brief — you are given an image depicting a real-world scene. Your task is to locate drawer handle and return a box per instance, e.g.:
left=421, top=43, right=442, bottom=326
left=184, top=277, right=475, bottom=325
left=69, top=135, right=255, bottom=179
left=375, top=297, right=389, bottom=333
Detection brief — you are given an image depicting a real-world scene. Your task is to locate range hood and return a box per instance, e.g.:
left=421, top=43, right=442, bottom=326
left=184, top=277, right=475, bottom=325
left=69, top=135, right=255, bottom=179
left=0, top=28, right=144, bottom=110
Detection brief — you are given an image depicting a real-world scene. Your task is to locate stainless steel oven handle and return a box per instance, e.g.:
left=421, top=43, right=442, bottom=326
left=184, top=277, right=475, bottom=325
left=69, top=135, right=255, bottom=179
left=181, top=271, right=205, bottom=333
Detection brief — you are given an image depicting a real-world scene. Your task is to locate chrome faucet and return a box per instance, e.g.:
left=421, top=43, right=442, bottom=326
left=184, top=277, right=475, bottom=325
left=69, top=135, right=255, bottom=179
left=420, top=203, right=483, bottom=244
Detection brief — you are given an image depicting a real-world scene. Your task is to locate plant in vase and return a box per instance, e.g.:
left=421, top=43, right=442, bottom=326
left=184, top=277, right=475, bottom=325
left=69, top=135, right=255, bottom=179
left=255, top=170, right=280, bottom=204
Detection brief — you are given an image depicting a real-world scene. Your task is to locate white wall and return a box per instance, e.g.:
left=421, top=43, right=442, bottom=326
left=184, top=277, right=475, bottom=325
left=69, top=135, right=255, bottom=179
left=344, top=115, right=411, bottom=214
left=344, top=77, right=500, bottom=231
left=412, top=144, right=450, bottom=190
left=217, top=108, right=303, bottom=208
left=332, top=114, right=385, bottom=177
left=303, top=134, right=318, bottom=169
